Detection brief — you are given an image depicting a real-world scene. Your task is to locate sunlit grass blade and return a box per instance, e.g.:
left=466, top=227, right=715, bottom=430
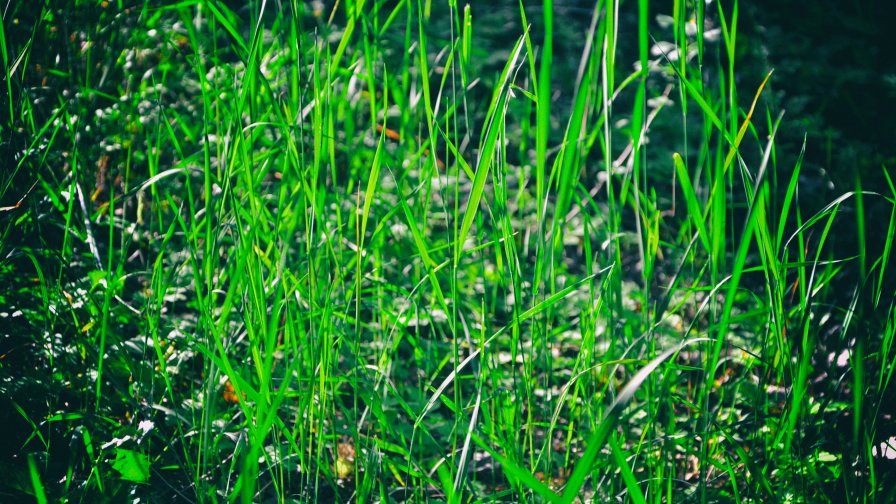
left=609, top=435, right=647, bottom=504
left=455, top=34, right=525, bottom=262
left=560, top=338, right=710, bottom=504
left=673, top=152, right=710, bottom=253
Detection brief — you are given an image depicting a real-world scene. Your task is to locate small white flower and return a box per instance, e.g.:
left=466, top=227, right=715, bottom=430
left=138, top=420, right=154, bottom=437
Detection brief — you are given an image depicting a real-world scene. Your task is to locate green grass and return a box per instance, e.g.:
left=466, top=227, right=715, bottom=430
left=2, top=0, right=895, bottom=502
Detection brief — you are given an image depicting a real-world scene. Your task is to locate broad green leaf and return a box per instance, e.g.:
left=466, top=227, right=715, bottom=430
left=112, top=448, right=150, bottom=484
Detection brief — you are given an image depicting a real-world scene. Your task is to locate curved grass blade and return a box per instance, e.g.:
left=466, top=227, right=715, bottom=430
left=455, top=34, right=525, bottom=263
left=673, top=152, right=710, bottom=254
left=559, top=338, right=710, bottom=503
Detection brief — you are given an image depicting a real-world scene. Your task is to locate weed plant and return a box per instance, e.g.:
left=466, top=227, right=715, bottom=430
left=1, top=0, right=895, bottom=502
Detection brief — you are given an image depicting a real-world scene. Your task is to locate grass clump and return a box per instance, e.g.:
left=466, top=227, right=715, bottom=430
left=1, top=0, right=895, bottom=502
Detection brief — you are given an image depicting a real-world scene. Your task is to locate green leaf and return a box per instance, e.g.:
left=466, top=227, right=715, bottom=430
left=672, top=153, right=710, bottom=254
left=470, top=432, right=561, bottom=503
left=112, top=448, right=150, bottom=484
left=609, top=436, right=647, bottom=504
left=560, top=338, right=710, bottom=503
left=455, top=34, right=526, bottom=263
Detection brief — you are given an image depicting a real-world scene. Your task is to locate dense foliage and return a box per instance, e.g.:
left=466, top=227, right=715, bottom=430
left=2, top=1, right=894, bottom=502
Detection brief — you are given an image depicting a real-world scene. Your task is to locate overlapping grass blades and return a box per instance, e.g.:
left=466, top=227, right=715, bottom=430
left=3, top=0, right=895, bottom=502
